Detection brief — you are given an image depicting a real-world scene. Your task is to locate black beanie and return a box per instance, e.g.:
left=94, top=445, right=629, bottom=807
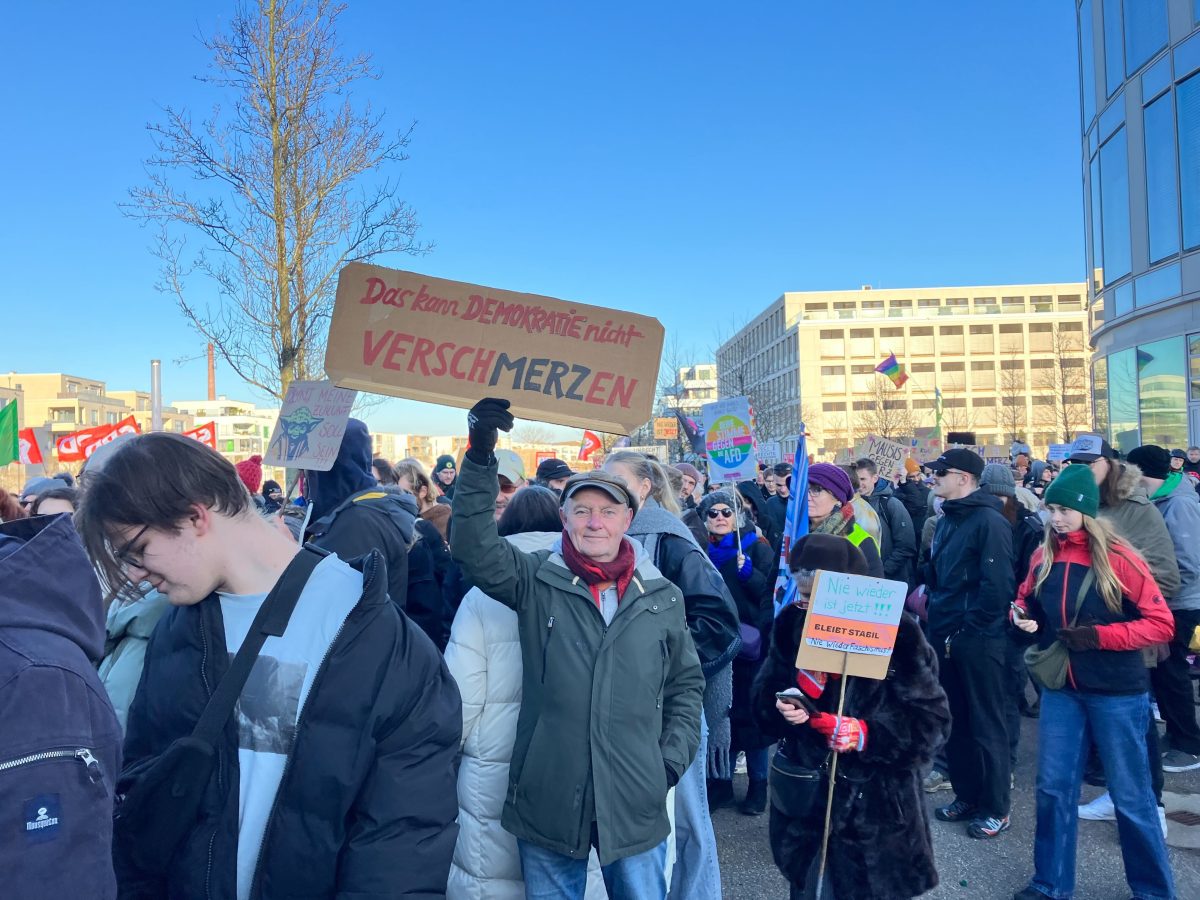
left=1128, top=445, right=1172, bottom=480
left=788, top=532, right=870, bottom=577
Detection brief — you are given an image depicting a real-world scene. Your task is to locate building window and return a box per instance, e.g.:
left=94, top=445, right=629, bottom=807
left=820, top=366, right=844, bottom=375
left=849, top=328, right=874, bottom=357
left=941, top=362, right=965, bottom=373
left=1137, top=336, right=1188, bottom=448
left=1100, top=128, right=1132, bottom=281
left=1102, top=0, right=1124, bottom=97
left=1030, top=359, right=1054, bottom=369
left=1189, top=334, right=1200, bottom=401
left=910, top=327, right=934, bottom=356
left=973, top=397, right=997, bottom=407
left=1057, top=294, right=1084, bottom=310
left=1108, top=347, right=1140, bottom=451
left=972, top=297, right=998, bottom=314
left=850, top=365, right=875, bottom=374
left=1079, top=0, right=1097, bottom=122
left=1094, top=356, right=1110, bottom=440
left=822, top=402, right=846, bottom=412
left=1001, top=360, right=1024, bottom=370
left=1030, top=322, right=1053, bottom=353
left=969, top=324, right=994, bottom=354
left=1123, top=0, right=1167, bottom=77
left=1144, top=92, right=1180, bottom=263
left=999, top=323, right=1024, bottom=353
left=911, top=363, right=935, bottom=373
left=917, top=298, right=939, bottom=309
left=1001, top=296, right=1026, bottom=312
left=1088, top=154, right=1104, bottom=286
left=1179, top=73, right=1200, bottom=251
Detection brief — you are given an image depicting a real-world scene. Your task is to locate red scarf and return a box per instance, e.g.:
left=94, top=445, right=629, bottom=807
left=560, top=531, right=637, bottom=608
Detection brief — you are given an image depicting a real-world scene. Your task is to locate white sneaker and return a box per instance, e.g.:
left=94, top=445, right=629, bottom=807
left=1152, top=702, right=1165, bottom=724
left=1159, top=806, right=1169, bottom=840
left=1078, top=792, right=1116, bottom=821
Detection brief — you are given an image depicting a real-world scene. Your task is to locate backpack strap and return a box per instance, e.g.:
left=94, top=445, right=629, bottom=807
left=1067, top=569, right=1096, bottom=628
left=191, top=545, right=326, bottom=746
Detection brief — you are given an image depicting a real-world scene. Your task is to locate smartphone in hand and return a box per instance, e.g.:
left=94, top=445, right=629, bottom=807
left=776, top=689, right=817, bottom=715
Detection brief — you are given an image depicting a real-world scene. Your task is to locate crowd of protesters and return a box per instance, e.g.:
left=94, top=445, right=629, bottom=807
left=4, top=402, right=1200, bottom=899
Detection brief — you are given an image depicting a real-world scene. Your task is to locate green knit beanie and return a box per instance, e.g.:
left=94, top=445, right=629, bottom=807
left=1043, top=464, right=1099, bottom=517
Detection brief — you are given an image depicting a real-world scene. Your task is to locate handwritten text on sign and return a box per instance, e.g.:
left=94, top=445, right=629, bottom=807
left=324, top=264, right=664, bottom=434
left=263, top=381, right=357, bottom=472
left=802, top=571, right=907, bottom=656
left=702, top=397, right=758, bottom=482
left=856, top=434, right=907, bottom=481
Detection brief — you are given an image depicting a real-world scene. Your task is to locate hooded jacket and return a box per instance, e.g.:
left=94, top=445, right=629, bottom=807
left=98, top=584, right=170, bottom=733
left=1098, top=462, right=1180, bottom=599
left=751, top=604, right=950, bottom=899
left=923, top=489, right=1015, bottom=642
left=626, top=497, right=741, bottom=676
left=117, top=550, right=461, bottom=899
left=1148, top=471, right=1200, bottom=611
left=0, top=515, right=122, bottom=900
left=895, top=478, right=931, bottom=534
left=1015, top=531, right=1174, bottom=693
left=451, top=455, right=704, bottom=866
left=862, top=480, right=917, bottom=588
left=306, top=419, right=420, bottom=620
left=444, top=531, right=606, bottom=900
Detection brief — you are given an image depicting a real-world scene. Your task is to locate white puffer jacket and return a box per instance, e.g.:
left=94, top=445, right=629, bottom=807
left=445, top=531, right=606, bottom=900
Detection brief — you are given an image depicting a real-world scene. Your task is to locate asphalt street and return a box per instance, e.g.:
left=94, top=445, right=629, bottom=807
left=714, top=714, right=1200, bottom=899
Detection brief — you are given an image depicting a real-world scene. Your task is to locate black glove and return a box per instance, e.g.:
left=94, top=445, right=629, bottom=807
left=1057, top=625, right=1100, bottom=651
left=466, top=397, right=514, bottom=463
left=665, top=763, right=679, bottom=788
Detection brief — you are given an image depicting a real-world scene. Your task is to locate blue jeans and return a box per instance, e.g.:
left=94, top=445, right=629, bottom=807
left=519, top=837, right=668, bottom=900
left=670, top=712, right=721, bottom=900
left=1031, top=689, right=1174, bottom=900
left=745, top=746, right=770, bottom=782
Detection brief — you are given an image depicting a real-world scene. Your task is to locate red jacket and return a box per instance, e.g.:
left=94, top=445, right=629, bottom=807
left=1015, top=530, right=1174, bottom=693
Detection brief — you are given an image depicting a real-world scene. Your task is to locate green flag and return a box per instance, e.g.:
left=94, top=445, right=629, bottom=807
left=0, top=401, right=18, bottom=467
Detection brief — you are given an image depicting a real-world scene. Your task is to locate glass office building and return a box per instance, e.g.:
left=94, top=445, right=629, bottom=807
left=1080, top=0, right=1200, bottom=451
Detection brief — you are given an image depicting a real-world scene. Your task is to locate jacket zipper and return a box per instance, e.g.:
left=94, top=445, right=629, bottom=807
left=542, top=616, right=555, bottom=683
left=247, top=561, right=376, bottom=900
left=0, top=747, right=102, bottom=783
left=657, top=640, right=668, bottom=709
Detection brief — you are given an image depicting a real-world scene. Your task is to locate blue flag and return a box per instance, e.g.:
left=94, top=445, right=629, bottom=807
left=773, top=430, right=810, bottom=616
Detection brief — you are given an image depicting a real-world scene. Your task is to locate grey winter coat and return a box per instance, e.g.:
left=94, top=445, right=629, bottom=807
left=1099, top=462, right=1181, bottom=600
left=1149, top=472, right=1200, bottom=611
left=97, top=585, right=170, bottom=734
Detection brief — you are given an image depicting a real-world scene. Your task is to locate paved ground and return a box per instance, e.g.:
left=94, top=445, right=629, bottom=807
left=714, top=714, right=1200, bottom=899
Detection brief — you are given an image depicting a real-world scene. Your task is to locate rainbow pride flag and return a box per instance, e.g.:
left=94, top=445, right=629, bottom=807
left=875, top=352, right=909, bottom=388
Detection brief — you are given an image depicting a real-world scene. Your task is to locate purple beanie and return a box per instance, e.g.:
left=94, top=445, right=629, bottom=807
left=807, top=463, right=853, bottom=504
left=673, top=462, right=701, bottom=482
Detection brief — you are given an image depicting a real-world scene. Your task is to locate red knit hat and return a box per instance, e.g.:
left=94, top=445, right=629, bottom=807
left=235, top=455, right=263, bottom=494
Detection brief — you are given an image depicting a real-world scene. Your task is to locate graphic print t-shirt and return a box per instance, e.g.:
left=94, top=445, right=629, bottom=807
left=219, top=553, right=362, bottom=900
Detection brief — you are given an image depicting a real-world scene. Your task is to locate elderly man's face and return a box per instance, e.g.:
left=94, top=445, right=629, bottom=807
left=560, top=488, right=632, bottom=563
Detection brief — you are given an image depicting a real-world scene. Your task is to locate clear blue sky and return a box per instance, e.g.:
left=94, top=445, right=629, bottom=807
left=0, top=2, right=1082, bottom=436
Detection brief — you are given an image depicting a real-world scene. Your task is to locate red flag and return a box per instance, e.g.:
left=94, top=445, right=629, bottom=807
left=579, top=430, right=603, bottom=462
left=56, top=416, right=141, bottom=462
left=18, top=428, right=43, bottom=465
left=183, top=421, right=218, bottom=450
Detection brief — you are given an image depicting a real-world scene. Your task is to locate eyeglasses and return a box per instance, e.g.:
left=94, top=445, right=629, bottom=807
left=115, top=524, right=150, bottom=570
left=498, top=480, right=519, bottom=495
left=807, top=484, right=826, bottom=495
left=706, top=508, right=734, bottom=519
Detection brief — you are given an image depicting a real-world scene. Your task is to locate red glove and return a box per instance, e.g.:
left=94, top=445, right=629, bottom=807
left=807, top=713, right=868, bottom=752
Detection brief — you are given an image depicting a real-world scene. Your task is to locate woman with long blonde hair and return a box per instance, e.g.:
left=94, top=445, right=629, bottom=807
left=1010, top=464, right=1176, bottom=900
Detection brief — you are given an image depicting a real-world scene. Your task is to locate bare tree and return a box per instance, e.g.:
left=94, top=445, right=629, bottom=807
left=125, top=0, right=428, bottom=400
left=996, top=342, right=1028, bottom=443
left=853, top=378, right=917, bottom=442
left=1033, top=326, right=1092, bottom=442
left=511, top=424, right=558, bottom=446
left=938, top=375, right=976, bottom=436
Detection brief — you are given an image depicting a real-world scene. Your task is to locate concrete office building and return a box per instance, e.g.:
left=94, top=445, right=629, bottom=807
left=1078, top=0, right=1200, bottom=449
left=715, top=284, right=1090, bottom=458
left=667, top=364, right=718, bottom=416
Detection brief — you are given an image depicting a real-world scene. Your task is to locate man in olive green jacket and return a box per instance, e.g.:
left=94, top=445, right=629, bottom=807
left=452, top=399, right=703, bottom=899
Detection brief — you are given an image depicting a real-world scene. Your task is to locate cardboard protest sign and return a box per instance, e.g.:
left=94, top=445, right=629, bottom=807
left=701, top=397, right=758, bottom=482
left=55, top=416, right=141, bottom=462
left=856, top=434, right=907, bottom=481
left=795, top=570, right=909, bottom=679
left=983, top=445, right=1008, bottom=465
left=653, top=417, right=678, bottom=440
left=324, top=263, right=664, bottom=434
left=264, top=381, right=357, bottom=471
left=1047, top=443, right=1072, bottom=463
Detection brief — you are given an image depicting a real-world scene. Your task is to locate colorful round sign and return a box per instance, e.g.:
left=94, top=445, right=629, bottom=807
left=705, top=414, right=754, bottom=469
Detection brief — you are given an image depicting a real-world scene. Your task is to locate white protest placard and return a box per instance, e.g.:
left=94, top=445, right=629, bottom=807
left=795, top=570, right=908, bottom=679
left=701, top=397, right=758, bottom=482
left=1047, top=443, right=1072, bottom=463
left=264, top=380, right=358, bottom=471
left=757, top=440, right=782, bottom=464
left=856, top=434, right=907, bottom=481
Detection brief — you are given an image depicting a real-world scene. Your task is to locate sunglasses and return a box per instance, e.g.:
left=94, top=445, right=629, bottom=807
left=498, top=480, right=519, bottom=495
left=115, top=524, right=150, bottom=570
left=706, top=507, right=734, bottom=519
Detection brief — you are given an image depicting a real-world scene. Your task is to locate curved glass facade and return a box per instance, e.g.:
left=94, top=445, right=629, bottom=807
left=1080, top=0, right=1200, bottom=451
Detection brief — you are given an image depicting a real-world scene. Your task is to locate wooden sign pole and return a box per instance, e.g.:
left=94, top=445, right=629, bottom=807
left=814, top=650, right=850, bottom=900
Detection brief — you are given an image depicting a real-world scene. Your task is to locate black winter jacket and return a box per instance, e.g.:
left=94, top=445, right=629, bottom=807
left=864, top=482, right=917, bottom=588
left=752, top=605, right=951, bottom=899
left=117, top=551, right=461, bottom=899
left=0, top=516, right=122, bottom=900
left=895, top=479, right=931, bottom=535
left=922, top=489, right=1015, bottom=643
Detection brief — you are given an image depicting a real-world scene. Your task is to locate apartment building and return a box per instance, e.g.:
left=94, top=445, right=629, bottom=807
left=666, top=364, right=718, bottom=415
left=171, top=397, right=279, bottom=468
left=716, top=283, right=1091, bottom=457
left=108, top=391, right=195, bottom=435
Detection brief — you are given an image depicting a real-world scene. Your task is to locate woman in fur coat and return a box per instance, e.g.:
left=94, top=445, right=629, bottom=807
left=752, top=533, right=951, bottom=899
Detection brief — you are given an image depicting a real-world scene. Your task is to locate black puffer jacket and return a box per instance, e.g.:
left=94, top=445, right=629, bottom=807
left=895, top=479, right=931, bottom=535
left=752, top=605, right=951, bottom=899
left=922, top=489, right=1015, bottom=643
left=863, top=481, right=917, bottom=588
left=116, top=551, right=461, bottom=899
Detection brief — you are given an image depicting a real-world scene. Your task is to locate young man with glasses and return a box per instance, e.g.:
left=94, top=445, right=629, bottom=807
left=921, top=448, right=1015, bottom=840
left=76, top=432, right=461, bottom=899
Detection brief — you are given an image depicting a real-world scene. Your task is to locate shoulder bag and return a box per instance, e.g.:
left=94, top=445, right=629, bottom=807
left=113, top=546, right=326, bottom=876
left=1024, top=569, right=1095, bottom=691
